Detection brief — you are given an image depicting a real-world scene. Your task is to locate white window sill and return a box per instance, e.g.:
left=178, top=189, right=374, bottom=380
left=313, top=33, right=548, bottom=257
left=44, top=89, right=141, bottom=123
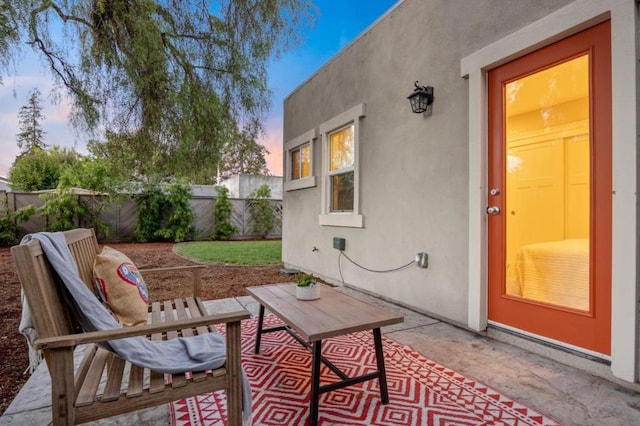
left=284, top=176, right=317, bottom=192
left=319, top=213, right=364, bottom=228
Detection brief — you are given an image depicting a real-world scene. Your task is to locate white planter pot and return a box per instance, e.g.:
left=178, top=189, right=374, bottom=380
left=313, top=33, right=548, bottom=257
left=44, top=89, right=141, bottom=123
left=296, top=284, right=320, bottom=301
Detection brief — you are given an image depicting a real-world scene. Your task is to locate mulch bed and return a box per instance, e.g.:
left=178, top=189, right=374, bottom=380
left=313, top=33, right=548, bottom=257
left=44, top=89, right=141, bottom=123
left=0, top=241, right=294, bottom=415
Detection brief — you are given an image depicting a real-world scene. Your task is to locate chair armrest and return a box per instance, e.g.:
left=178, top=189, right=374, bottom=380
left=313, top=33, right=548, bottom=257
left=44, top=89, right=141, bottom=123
left=139, top=265, right=207, bottom=298
left=35, top=309, right=251, bottom=350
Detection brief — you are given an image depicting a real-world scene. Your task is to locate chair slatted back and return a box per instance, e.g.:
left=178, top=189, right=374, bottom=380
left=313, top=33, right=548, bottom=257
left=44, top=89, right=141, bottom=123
left=12, top=236, right=75, bottom=340
left=64, top=228, right=101, bottom=296
left=11, top=229, right=100, bottom=341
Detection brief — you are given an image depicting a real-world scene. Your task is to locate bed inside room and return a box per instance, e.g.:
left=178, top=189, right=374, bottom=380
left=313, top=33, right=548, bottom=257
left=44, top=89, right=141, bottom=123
left=503, top=56, right=591, bottom=312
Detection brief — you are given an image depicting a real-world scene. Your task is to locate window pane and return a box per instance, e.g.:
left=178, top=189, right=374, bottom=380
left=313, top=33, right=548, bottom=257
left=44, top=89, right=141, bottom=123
left=331, top=172, right=354, bottom=211
left=330, top=125, right=354, bottom=171
left=291, top=148, right=300, bottom=180
left=301, top=144, right=311, bottom=178
left=504, top=54, right=590, bottom=311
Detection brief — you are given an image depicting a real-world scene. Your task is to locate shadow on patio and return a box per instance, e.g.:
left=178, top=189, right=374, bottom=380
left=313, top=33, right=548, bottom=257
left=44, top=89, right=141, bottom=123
left=2, top=287, right=639, bottom=425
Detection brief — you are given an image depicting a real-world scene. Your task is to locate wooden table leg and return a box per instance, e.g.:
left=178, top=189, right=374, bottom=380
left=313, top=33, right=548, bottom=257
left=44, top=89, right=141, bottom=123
left=254, top=304, right=265, bottom=354
left=373, top=328, right=390, bottom=404
left=309, top=340, right=322, bottom=426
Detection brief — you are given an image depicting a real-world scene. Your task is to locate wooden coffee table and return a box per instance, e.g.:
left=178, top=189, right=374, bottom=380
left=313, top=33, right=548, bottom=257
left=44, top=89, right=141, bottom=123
left=246, top=283, right=404, bottom=426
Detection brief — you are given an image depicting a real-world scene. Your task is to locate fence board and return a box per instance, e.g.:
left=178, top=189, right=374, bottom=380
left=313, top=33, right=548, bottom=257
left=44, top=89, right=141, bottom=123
left=6, top=192, right=281, bottom=242
left=190, top=198, right=215, bottom=240
left=15, top=192, right=47, bottom=235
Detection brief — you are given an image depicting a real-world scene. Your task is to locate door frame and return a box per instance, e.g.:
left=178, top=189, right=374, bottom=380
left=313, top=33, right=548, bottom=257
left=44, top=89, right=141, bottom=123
left=461, top=1, right=637, bottom=382
left=488, top=22, right=611, bottom=355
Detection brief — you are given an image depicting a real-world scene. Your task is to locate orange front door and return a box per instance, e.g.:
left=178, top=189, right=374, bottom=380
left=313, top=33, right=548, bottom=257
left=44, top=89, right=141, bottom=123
left=487, top=21, right=611, bottom=355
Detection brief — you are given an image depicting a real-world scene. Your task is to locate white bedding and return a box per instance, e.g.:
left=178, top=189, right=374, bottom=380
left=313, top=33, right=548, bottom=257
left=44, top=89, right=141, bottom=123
left=506, top=239, right=589, bottom=310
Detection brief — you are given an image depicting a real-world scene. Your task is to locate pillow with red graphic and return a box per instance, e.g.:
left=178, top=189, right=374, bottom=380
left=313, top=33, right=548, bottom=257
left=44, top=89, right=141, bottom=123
left=93, top=246, right=149, bottom=326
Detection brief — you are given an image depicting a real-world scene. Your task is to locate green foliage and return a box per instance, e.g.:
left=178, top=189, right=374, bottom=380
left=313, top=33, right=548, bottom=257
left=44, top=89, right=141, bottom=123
left=0, top=1, right=18, bottom=83
left=80, top=200, right=111, bottom=240
left=134, top=180, right=195, bottom=242
left=58, top=155, right=130, bottom=240
left=16, top=0, right=315, bottom=183
left=218, top=128, right=270, bottom=181
left=0, top=214, right=22, bottom=246
left=9, top=149, right=58, bottom=191
left=38, top=188, right=86, bottom=232
left=155, top=180, right=195, bottom=242
left=9, top=147, right=80, bottom=191
left=0, top=195, right=34, bottom=247
left=247, top=184, right=274, bottom=238
left=86, top=133, right=140, bottom=186
left=16, top=88, right=47, bottom=154
left=133, top=184, right=168, bottom=242
left=212, top=186, right=237, bottom=241
left=59, top=155, right=125, bottom=195
left=294, top=273, right=316, bottom=287
left=174, top=240, right=282, bottom=265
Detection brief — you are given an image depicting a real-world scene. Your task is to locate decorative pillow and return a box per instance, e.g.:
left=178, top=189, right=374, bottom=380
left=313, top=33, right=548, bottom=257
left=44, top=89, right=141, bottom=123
left=93, top=246, right=149, bottom=326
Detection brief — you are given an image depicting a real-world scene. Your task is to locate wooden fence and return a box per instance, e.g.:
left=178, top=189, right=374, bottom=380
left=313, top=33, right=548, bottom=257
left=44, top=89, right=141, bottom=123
left=2, top=191, right=282, bottom=242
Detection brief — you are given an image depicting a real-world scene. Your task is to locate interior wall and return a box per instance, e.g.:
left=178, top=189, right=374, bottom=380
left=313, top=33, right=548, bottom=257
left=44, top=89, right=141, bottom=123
left=505, top=96, right=590, bottom=263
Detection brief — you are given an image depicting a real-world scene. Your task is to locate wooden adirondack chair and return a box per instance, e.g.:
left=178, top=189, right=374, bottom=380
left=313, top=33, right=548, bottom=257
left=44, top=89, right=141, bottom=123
left=11, top=228, right=249, bottom=425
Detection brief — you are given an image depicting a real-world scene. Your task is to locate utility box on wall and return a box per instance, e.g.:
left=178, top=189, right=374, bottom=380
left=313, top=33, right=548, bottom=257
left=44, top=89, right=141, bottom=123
left=333, top=237, right=346, bottom=251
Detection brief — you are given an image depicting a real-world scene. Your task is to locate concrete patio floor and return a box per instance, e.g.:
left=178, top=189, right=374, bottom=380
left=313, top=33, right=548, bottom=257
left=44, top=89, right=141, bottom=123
left=2, top=285, right=639, bottom=425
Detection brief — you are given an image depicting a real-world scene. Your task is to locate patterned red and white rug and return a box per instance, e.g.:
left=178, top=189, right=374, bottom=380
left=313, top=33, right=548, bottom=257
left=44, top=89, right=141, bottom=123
left=170, top=314, right=559, bottom=425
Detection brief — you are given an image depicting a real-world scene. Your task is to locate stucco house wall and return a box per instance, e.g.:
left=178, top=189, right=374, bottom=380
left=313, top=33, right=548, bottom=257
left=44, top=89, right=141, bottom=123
left=282, top=0, right=639, bottom=383
left=219, top=174, right=283, bottom=199
left=283, top=0, right=572, bottom=325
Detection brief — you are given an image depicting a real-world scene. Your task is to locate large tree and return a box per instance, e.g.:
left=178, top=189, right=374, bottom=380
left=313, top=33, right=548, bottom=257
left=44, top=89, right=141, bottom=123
left=218, top=127, right=269, bottom=181
left=9, top=146, right=80, bottom=191
left=14, top=0, right=314, bottom=182
left=16, top=88, right=47, bottom=154
left=0, top=1, right=18, bottom=83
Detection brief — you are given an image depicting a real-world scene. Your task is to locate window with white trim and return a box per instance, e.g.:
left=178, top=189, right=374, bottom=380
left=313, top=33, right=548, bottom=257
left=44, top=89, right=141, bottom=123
left=328, top=124, right=354, bottom=212
left=291, top=143, right=311, bottom=181
left=319, top=103, right=365, bottom=227
left=284, top=128, right=317, bottom=191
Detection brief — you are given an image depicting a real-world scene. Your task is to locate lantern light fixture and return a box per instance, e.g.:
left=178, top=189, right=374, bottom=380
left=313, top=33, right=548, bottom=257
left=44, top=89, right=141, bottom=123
left=407, top=81, right=434, bottom=114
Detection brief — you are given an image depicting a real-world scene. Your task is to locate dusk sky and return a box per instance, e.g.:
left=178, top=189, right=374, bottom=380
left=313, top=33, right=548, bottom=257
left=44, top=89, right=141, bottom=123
left=0, top=1, right=399, bottom=178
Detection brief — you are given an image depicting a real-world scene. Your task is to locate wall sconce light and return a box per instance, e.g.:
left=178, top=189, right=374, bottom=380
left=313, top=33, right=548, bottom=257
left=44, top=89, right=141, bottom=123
left=407, top=81, right=434, bottom=114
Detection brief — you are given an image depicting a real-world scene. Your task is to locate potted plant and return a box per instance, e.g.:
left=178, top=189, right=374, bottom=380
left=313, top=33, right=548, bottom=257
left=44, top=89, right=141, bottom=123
left=294, top=273, right=320, bottom=301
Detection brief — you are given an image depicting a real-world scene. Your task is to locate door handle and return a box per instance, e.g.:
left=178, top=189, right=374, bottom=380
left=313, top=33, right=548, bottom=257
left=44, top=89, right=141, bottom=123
left=486, top=206, right=500, bottom=215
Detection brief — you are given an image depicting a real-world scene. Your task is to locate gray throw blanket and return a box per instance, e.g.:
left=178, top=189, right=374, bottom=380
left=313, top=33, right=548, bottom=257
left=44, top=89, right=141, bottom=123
left=19, top=232, right=251, bottom=423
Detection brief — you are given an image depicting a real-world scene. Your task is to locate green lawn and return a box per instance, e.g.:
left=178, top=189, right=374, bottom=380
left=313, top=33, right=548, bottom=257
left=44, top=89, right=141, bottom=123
left=174, top=240, right=282, bottom=265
